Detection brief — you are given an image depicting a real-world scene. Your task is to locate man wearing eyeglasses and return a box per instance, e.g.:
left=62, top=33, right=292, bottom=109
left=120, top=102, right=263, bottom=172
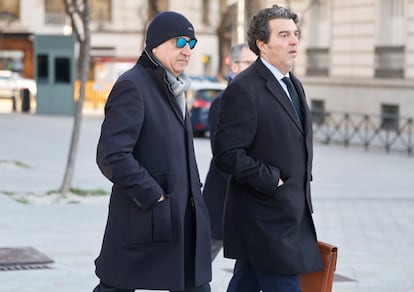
left=203, top=43, right=256, bottom=260
left=93, top=11, right=211, bottom=292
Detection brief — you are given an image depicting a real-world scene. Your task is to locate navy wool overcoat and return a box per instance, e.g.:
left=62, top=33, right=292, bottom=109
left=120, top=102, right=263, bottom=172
left=214, top=58, right=324, bottom=275
left=94, top=50, right=212, bottom=290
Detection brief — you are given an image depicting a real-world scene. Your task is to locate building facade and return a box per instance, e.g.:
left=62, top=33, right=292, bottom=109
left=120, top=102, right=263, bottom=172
left=295, top=0, right=414, bottom=125
left=0, top=0, right=223, bottom=80
left=1, top=0, right=413, bottom=121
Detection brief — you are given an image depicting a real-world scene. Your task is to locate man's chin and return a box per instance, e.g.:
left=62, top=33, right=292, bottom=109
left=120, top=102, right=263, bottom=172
left=175, top=66, right=187, bottom=75
left=288, top=61, right=297, bottom=71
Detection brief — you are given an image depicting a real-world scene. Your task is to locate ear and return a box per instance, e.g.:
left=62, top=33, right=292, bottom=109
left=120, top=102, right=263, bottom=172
left=151, top=47, right=158, bottom=57
left=230, top=62, right=239, bottom=74
left=256, top=39, right=266, bottom=52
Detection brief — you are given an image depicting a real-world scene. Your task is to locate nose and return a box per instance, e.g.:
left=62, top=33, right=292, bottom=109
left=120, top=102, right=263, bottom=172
left=291, top=32, right=300, bottom=44
left=181, top=44, right=192, bottom=56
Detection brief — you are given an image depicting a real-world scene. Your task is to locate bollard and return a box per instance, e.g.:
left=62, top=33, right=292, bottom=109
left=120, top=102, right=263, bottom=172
left=21, top=88, right=31, bottom=112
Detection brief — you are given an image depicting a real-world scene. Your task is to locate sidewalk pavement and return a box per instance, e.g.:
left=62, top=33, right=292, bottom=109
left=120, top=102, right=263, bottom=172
left=0, top=110, right=414, bottom=292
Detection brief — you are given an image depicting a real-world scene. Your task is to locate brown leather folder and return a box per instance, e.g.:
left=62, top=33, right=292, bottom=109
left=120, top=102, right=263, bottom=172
left=300, top=241, right=338, bottom=292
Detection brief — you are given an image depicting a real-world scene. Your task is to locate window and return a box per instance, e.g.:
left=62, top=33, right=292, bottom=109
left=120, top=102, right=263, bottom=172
left=375, top=0, right=405, bottom=78
left=202, top=0, right=210, bottom=25
left=91, top=0, right=111, bottom=22
left=311, top=99, right=325, bottom=125
left=377, top=0, right=404, bottom=46
left=55, top=57, right=71, bottom=83
left=306, top=48, right=329, bottom=76
left=37, top=54, right=49, bottom=83
left=375, top=46, right=404, bottom=78
left=0, top=0, right=20, bottom=20
left=45, top=0, right=66, bottom=25
left=0, top=50, right=24, bottom=72
left=148, top=0, right=168, bottom=20
left=381, top=104, right=399, bottom=130
left=306, top=0, right=330, bottom=76
left=45, top=0, right=112, bottom=25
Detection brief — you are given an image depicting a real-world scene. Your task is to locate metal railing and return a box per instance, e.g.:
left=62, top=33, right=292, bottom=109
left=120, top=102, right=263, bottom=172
left=312, top=111, right=413, bottom=155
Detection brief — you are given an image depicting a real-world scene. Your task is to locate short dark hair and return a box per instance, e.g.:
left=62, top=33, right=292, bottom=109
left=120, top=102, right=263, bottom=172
left=247, top=5, right=299, bottom=55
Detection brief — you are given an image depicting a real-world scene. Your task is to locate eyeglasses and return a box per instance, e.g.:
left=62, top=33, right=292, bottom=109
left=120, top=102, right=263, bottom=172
left=176, top=37, right=197, bottom=49
left=234, top=60, right=255, bottom=66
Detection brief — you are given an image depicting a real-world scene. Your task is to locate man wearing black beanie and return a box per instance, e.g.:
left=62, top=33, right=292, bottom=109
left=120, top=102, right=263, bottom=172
left=93, top=11, right=211, bottom=292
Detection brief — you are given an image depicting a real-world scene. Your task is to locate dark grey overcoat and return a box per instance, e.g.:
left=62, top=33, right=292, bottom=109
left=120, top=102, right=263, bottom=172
left=202, top=92, right=229, bottom=240
left=213, top=58, right=324, bottom=275
left=94, top=50, right=212, bottom=290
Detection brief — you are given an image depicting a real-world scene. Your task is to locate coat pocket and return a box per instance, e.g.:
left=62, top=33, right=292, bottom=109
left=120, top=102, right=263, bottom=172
left=152, top=196, right=174, bottom=242
left=129, top=196, right=174, bottom=244
left=152, top=171, right=174, bottom=195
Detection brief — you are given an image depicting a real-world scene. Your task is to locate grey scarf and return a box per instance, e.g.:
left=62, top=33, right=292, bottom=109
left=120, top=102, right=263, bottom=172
left=164, top=69, right=190, bottom=119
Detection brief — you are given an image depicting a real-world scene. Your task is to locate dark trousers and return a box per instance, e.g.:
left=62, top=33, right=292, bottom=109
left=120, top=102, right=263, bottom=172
left=170, top=283, right=210, bottom=292
left=174, top=199, right=211, bottom=292
left=93, top=282, right=133, bottom=292
left=93, top=281, right=210, bottom=292
left=227, top=259, right=301, bottom=292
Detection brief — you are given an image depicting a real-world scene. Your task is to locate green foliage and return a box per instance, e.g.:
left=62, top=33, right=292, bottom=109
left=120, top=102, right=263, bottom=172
left=69, top=188, right=108, bottom=197
left=0, top=159, right=30, bottom=168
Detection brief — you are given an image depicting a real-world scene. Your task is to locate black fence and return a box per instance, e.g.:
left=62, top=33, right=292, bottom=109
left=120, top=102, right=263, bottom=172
left=312, top=111, right=413, bottom=155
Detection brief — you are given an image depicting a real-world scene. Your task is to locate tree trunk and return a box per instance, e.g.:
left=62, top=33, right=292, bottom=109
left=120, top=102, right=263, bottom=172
left=60, top=0, right=90, bottom=196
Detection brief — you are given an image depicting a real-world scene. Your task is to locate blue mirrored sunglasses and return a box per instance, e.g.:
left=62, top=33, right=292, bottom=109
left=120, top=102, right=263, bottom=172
left=176, top=37, right=197, bottom=49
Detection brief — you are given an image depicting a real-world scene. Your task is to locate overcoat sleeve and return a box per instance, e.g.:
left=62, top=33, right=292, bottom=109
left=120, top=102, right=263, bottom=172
left=213, top=81, right=280, bottom=196
left=96, top=79, right=163, bottom=211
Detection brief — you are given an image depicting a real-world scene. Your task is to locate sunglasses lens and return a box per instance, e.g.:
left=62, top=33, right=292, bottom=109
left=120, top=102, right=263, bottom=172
left=176, top=38, right=187, bottom=48
left=189, top=39, right=197, bottom=49
left=176, top=38, right=197, bottom=49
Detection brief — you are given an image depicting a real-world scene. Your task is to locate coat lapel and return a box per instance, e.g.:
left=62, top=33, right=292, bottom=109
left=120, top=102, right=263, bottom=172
left=144, top=52, right=186, bottom=126
left=158, top=72, right=186, bottom=126
left=255, top=61, right=304, bottom=132
left=168, top=94, right=186, bottom=125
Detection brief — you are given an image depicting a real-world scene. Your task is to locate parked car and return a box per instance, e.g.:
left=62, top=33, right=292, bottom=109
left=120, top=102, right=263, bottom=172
left=187, top=79, right=226, bottom=137
left=0, top=70, right=37, bottom=112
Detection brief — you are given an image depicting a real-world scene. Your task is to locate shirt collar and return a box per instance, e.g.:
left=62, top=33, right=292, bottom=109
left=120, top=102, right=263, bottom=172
left=260, top=57, right=289, bottom=81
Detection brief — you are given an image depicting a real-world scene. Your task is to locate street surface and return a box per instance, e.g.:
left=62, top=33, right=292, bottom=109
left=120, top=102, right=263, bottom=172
left=0, top=107, right=413, bottom=291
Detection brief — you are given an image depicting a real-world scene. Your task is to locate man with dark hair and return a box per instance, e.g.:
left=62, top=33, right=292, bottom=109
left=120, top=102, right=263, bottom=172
left=93, top=11, right=211, bottom=292
left=213, top=5, right=323, bottom=292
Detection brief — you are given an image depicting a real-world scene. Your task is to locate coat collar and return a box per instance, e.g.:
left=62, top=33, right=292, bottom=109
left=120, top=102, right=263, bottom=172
left=138, top=49, right=162, bottom=70
left=253, top=59, right=308, bottom=133
left=137, top=50, right=188, bottom=125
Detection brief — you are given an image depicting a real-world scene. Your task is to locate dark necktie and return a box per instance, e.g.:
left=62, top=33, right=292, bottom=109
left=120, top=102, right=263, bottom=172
left=282, top=77, right=303, bottom=125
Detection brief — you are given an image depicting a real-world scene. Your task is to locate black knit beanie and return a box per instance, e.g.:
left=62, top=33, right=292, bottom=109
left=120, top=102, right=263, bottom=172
left=145, top=11, right=196, bottom=51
